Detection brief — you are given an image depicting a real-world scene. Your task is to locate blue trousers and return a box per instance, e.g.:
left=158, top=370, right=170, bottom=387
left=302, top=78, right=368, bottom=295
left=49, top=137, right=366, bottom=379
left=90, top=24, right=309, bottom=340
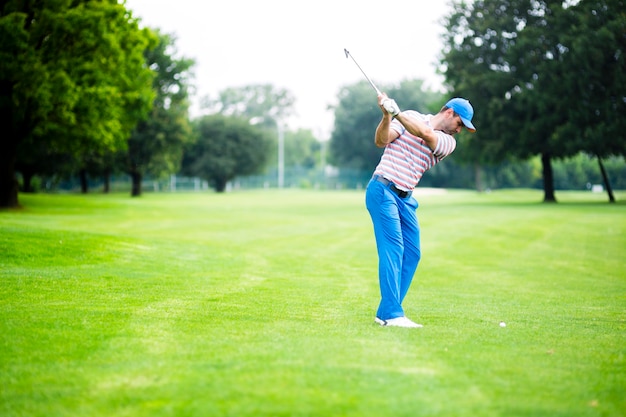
left=365, top=178, right=421, bottom=320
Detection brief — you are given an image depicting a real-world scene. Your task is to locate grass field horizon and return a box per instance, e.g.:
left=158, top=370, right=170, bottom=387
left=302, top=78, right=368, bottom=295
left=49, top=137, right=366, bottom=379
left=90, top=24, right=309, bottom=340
left=1, top=189, right=625, bottom=416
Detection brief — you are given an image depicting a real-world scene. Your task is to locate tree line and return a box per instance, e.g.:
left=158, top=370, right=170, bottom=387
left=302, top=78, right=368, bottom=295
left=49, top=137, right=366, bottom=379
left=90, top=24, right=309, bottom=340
left=1, top=0, right=624, bottom=208
left=0, top=1, right=323, bottom=207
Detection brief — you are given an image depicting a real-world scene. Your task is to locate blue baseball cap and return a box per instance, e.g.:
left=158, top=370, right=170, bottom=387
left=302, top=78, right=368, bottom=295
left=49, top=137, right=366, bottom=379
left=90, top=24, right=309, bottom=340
left=445, top=98, right=476, bottom=132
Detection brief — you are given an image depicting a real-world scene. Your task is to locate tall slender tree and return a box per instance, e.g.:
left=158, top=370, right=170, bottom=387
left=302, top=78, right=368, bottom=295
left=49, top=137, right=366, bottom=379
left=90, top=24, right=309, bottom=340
left=124, top=31, right=195, bottom=197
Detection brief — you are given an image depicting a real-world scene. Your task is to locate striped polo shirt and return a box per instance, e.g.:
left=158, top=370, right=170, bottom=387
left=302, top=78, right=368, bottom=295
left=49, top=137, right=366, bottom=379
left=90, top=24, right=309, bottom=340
left=373, top=110, right=457, bottom=191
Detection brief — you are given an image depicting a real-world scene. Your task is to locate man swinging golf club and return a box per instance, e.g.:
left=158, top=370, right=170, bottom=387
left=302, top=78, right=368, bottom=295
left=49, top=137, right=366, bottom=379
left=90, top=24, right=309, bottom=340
left=367, top=94, right=477, bottom=328
left=344, top=48, right=477, bottom=327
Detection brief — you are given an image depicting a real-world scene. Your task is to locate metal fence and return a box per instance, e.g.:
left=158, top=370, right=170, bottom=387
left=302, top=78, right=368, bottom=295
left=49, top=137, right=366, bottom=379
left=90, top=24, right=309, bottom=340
left=169, top=167, right=373, bottom=192
left=45, top=167, right=374, bottom=194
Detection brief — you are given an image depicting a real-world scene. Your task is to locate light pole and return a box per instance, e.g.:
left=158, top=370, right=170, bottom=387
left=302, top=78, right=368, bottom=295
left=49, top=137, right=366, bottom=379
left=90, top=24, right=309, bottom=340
left=278, top=124, right=284, bottom=189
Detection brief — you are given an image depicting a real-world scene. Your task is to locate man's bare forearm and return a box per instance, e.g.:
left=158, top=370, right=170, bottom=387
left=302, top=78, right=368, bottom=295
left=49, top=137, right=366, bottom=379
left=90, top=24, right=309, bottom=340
left=374, top=115, right=393, bottom=148
left=395, top=112, right=438, bottom=150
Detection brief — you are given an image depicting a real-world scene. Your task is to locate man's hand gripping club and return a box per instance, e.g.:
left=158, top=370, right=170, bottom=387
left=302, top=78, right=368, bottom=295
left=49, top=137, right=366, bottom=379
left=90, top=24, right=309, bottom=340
left=379, top=94, right=401, bottom=117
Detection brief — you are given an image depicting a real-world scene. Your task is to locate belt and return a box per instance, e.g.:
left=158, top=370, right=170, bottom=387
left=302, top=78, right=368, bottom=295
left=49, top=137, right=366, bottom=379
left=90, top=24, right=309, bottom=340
left=372, top=175, right=412, bottom=198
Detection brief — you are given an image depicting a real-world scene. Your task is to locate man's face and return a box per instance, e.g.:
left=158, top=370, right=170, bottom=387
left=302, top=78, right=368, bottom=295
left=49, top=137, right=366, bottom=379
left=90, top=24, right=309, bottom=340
left=442, top=110, right=464, bottom=136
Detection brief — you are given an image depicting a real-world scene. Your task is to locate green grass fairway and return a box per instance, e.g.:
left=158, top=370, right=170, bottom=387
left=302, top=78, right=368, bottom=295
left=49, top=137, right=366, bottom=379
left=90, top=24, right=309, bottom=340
left=1, top=189, right=625, bottom=417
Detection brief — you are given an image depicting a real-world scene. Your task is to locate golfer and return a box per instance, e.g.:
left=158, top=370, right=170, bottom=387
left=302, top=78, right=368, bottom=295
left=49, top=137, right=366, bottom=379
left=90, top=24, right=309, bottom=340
left=367, top=94, right=476, bottom=328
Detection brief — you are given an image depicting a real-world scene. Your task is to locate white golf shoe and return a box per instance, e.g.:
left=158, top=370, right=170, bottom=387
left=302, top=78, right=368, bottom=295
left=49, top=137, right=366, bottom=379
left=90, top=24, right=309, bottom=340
left=375, top=316, right=423, bottom=328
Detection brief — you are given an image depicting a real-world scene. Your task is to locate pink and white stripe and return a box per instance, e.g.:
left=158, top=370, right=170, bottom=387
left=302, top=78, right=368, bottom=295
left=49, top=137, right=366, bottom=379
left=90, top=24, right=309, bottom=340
left=373, top=111, right=456, bottom=191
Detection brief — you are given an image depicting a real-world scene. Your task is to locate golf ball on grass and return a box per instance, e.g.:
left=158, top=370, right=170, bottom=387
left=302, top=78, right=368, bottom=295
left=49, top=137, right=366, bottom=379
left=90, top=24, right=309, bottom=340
left=499, top=321, right=506, bottom=327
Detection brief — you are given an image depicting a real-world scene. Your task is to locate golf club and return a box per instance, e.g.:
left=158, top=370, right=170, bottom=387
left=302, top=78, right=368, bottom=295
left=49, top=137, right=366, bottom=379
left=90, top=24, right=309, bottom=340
left=344, top=48, right=382, bottom=96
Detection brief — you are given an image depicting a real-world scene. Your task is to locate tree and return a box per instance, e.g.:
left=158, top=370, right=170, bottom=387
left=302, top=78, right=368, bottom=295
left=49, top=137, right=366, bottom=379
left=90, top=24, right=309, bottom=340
left=550, top=0, right=626, bottom=202
left=202, top=83, right=295, bottom=129
left=441, top=0, right=557, bottom=197
left=283, top=129, right=321, bottom=169
left=442, top=0, right=625, bottom=202
left=200, top=83, right=297, bottom=183
left=182, top=115, right=272, bottom=192
left=329, top=82, right=386, bottom=170
left=124, top=30, right=195, bottom=197
left=0, top=0, right=156, bottom=207
left=391, top=79, right=445, bottom=115
left=329, top=80, right=443, bottom=171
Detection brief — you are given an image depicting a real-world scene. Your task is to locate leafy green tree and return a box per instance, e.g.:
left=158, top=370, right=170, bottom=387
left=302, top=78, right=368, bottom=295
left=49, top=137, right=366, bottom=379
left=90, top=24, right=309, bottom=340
left=329, top=80, right=443, bottom=171
left=442, top=0, right=625, bottom=202
left=441, top=0, right=550, bottom=194
left=391, top=79, right=445, bottom=115
left=124, top=31, right=195, bottom=197
left=329, top=82, right=386, bottom=170
left=14, top=146, right=74, bottom=192
left=549, top=0, right=626, bottom=201
left=0, top=0, right=156, bottom=207
left=182, top=115, right=272, bottom=192
left=284, top=129, right=321, bottom=168
left=201, top=83, right=298, bottom=179
left=202, top=83, right=295, bottom=129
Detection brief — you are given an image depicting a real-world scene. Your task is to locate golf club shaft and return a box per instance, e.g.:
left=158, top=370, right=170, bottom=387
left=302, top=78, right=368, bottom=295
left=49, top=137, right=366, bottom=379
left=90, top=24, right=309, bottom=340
left=344, top=49, right=382, bottom=96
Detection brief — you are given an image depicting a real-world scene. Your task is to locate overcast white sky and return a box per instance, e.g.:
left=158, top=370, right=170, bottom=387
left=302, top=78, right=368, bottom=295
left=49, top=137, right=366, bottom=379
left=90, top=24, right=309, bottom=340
left=124, top=0, right=453, bottom=139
